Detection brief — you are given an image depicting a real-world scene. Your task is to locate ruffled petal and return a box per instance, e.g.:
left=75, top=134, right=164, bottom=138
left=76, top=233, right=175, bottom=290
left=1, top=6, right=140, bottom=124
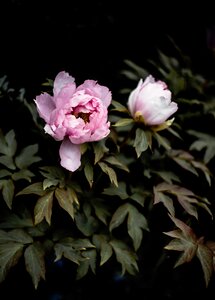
left=34, top=93, right=55, bottom=123
left=59, top=139, right=81, bottom=172
left=54, top=71, right=76, bottom=97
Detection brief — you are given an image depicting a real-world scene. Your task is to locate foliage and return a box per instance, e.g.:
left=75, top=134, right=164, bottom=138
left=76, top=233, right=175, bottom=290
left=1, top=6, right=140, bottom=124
left=0, top=41, right=215, bottom=292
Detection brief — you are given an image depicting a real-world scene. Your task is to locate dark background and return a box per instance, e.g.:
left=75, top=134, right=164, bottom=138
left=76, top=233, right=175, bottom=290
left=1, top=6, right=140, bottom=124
left=1, top=0, right=215, bottom=299
left=1, top=0, right=215, bottom=97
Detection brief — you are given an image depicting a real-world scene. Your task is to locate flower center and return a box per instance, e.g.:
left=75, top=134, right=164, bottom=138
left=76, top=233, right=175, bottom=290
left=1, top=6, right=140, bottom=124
left=75, top=112, right=90, bottom=123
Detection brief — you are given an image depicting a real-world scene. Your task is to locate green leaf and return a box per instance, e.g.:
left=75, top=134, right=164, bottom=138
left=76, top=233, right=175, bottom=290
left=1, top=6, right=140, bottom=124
left=93, top=140, right=109, bottom=164
left=153, top=190, right=175, bottom=216
left=0, top=179, right=15, bottom=209
left=91, top=198, right=111, bottom=225
left=24, top=243, right=46, bottom=289
left=16, top=182, right=45, bottom=197
left=197, top=243, right=214, bottom=287
left=0, top=242, right=23, bottom=282
left=84, top=162, right=94, bottom=188
left=39, top=166, right=65, bottom=183
left=103, top=156, right=129, bottom=172
left=0, top=208, right=33, bottom=229
left=76, top=248, right=97, bottom=279
left=188, top=130, right=215, bottom=164
left=111, top=100, right=129, bottom=112
left=0, top=169, right=12, bottom=179
left=12, top=169, right=35, bottom=182
left=103, top=181, right=128, bottom=200
left=110, top=203, right=148, bottom=250
left=0, top=155, right=16, bottom=170
left=75, top=208, right=98, bottom=237
left=98, top=162, right=118, bottom=187
left=43, top=178, right=59, bottom=190
left=0, top=129, right=17, bottom=156
left=54, top=238, right=88, bottom=265
left=153, top=132, right=171, bottom=150
left=113, top=118, right=134, bottom=127
left=133, top=128, right=148, bottom=158
left=15, top=144, right=41, bottom=169
left=0, top=229, right=33, bottom=244
left=93, top=234, right=113, bottom=266
left=55, top=187, right=79, bottom=220
left=110, top=239, right=139, bottom=275
left=34, top=190, right=54, bottom=225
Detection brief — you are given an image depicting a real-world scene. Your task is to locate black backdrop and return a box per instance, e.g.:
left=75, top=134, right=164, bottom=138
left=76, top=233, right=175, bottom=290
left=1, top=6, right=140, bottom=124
left=0, top=1, right=215, bottom=299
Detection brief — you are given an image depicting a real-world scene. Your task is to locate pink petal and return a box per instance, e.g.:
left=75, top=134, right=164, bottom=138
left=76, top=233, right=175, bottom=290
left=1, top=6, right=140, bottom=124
left=77, top=80, right=112, bottom=107
left=34, top=93, right=55, bottom=123
left=54, top=71, right=76, bottom=96
left=59, top=139, right=81, bottom=172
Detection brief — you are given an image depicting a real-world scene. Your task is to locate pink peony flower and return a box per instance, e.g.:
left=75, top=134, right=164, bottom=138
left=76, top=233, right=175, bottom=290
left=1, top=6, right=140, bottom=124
left=34, top=71, right=112, bottom=172
left=128, top=75, right=178, bottom=126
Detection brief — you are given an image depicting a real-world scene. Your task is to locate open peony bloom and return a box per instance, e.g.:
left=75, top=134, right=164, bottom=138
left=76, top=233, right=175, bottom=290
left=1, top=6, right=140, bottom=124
left=128, top=75, right=178, bottom=126
left=34, top=71, right=112, bottom=172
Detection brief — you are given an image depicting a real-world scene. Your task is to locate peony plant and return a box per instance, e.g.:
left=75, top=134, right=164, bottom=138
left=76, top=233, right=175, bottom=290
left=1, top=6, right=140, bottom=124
left=0, top=45, right=215, bottom=296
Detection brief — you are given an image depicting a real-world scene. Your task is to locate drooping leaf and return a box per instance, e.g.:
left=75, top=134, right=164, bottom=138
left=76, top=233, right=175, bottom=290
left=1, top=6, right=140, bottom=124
left=197, top=243, right=214, bottom=287
left=93, top=140, right=109, bottom=164
left=0, top=169, right=12, bottom=179
left=153, top=132, right=171, bottom=150
left=55, top=187, right=79, bottom=220
left=133, top=128, right=148, bottom=158
left=34, top=190, right=54, bottom=225
left=110, top=239, right=139, bottom=275
left=0, top=208, right=33, bottom=228
left=24, top=243, right=46, bottom=289
left=0, top=242, right=23, bottom=282
left=98, top=162, right=118, bottom=187
left=15, top=144, right=41, bottom=169
left=0, top=155, right=16, bottom=170
left=111, top=100, right=129, bottom=113
left=84, top=162, right=94, bottom=188
left=0, top=179, right=15, bottom=209
left=153, top=189, right=175, bottom=216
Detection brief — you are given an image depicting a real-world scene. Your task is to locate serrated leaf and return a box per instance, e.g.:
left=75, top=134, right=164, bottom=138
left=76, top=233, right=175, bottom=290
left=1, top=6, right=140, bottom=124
left=98, top=162, right=118, bottom=187
left=0, top=242, right=23, bottom=282
left=24, top=243, right=46, bottom=289
left=34, top=190, right=54, bottom=225
left=16, top=182, right=45, bottom=197
left=197, top=244, right=214, bottom=287
left=110, top=239, right=138, bottom=275
left=0, top=229, right=33, bottom=244
left=15, top=144, right=41, bottom=169
left=76, top=249, right=97, bottom=279
left=1, top=179, right=15, bottom=209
